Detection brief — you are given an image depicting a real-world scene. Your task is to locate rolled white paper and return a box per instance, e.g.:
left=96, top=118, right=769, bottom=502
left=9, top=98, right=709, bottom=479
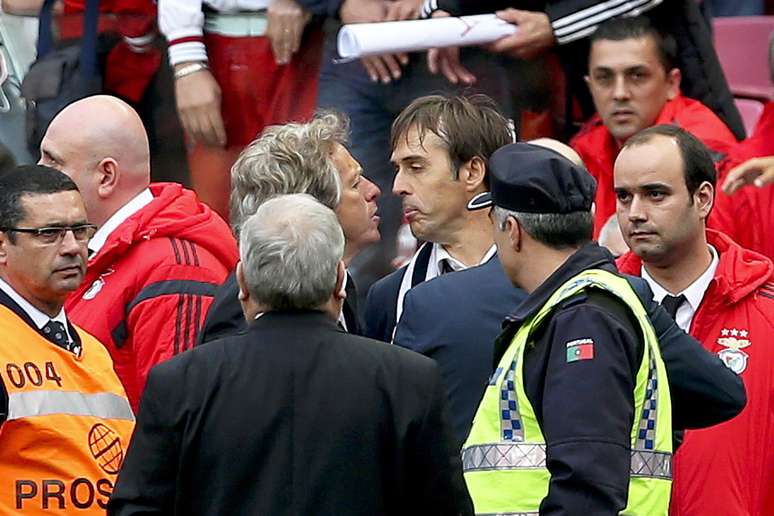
left=337, top=14, right=518, bottom=60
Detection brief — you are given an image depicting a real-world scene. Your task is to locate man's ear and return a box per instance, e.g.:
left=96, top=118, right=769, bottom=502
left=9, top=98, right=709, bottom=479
left=666, top=68, right=681, bottom=100
left=0, top=231, right=8, bottom=265
left=459, top=156, right=487, bottom=193
left=236, top=261, right=249, bottom=303
left=695, top=181, right=714, bottom=221
left=507, top=216, right=523, bottom=252
left=334, top=261, right=347, bottom=302
left=96, top=158, right=120, bottom=199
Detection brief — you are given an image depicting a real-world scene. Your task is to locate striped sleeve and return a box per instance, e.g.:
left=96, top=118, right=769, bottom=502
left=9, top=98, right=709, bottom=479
left=158, top=0, right=208, bottom=65
left=548, top=0, right=663, bottom=45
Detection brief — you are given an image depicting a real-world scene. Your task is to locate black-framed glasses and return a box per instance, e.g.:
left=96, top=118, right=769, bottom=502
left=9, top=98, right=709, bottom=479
left=1, top=224, right=98, bottom=244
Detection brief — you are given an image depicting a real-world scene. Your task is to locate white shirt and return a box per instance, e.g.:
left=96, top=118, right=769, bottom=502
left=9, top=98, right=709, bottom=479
left=159, top=0, right=270, bottom=65
left=337, top=272, right=349, bottom=331
left=89, top=189, right=153, bottom=256
left=0, top=277, right=72, bottom=344
left=642, top=245, right=719, bottom=332
left=430, top=243, right=498, bottom=276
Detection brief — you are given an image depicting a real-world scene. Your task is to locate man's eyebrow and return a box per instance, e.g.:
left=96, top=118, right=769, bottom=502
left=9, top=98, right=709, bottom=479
left=640, top=182, right=672, bottom=192
left=42, top=148, right=63, bottom=162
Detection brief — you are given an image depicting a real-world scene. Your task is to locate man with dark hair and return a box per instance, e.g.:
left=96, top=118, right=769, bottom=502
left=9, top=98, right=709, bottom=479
left=364, top=94, right=513, bottom=342
left=614, top=125, right=774, bottom=515
left=0, top=165, right=134, bottom=514
left=461, top=142, right=673, bottom=513
left=571, top=15, right=737, bottom=237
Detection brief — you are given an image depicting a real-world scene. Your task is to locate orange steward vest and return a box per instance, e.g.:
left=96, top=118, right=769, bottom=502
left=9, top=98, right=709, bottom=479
left=0, top=304, right=135, bottom=514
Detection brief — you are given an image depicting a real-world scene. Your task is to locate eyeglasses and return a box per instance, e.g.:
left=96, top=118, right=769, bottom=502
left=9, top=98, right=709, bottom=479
left=1, top=224, right=98, bottom=244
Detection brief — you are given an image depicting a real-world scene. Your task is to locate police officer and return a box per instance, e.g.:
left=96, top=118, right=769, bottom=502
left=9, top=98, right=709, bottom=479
left=462, top=143, right=672, bottom=514
left=0, top=165, right=134, bottom=514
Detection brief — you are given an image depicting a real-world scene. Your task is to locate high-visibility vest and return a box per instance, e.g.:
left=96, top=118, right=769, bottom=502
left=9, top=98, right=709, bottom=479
left=0, top=304, right=135, bottom=515
left=462, top=269, right=672, bottom=515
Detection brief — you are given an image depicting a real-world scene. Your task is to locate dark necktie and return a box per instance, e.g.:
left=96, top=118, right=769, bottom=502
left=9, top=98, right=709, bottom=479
left=661, top=294, right=687, bottom=321
left=439, top=259, right=455, bottom=275
left=43, top=320, right=81, bottom=355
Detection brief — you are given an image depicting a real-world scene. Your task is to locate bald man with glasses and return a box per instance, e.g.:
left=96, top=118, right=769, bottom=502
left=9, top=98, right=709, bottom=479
left=0, top=165, right=134, bottom=514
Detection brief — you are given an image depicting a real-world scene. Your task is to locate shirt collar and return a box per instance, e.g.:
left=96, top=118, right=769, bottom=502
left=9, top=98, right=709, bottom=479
left=641, top=245, right=719, bottom=312
left=89, top=188, right=153, bottom=255
left=430, top=243, right=497, bottom=275
left=0, top=277, right=70, bottom=336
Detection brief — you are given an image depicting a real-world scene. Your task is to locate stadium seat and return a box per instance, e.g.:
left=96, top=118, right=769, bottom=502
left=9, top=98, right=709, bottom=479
left=713, top=16, right=774, bottom=100
left=735, top=97, right=766, bottom=135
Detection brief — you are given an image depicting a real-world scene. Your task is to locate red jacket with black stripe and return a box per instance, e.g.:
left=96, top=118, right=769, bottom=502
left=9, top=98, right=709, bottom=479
left=617, top=230, right=774, bottom=516
left=66, top=183, right=238, bottom=411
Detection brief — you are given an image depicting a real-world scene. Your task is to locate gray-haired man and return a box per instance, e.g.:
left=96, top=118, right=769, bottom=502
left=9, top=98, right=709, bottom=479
left=199, top=112, right=381, bottom=342
left=109, top=193, right=472, bottom=516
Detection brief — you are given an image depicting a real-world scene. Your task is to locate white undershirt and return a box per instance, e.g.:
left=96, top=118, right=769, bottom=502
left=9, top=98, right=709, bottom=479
left=88, top=189, right=153, bottom=256
left=0, top=277, right=72, bottom=343
left=641, top=245, right=719, bottom=332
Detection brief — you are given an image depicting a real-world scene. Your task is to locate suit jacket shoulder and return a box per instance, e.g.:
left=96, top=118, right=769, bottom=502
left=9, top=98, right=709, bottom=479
left=197, top=272, right=244, bottom=345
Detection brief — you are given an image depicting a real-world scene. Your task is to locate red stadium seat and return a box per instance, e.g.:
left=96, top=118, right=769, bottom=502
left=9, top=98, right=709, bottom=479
left=713, top=16, right=774, bottom=100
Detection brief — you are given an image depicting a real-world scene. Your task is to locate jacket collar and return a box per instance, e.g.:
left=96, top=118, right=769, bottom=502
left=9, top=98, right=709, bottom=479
left=617, top=229, right=774, bottom=306
left=248, top=309, right=342, bottom=332
left=506, top=242, right=617, bottom=325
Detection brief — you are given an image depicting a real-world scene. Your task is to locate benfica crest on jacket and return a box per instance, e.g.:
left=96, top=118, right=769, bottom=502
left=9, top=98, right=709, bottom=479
left=716, top=328, right=751, bottom=374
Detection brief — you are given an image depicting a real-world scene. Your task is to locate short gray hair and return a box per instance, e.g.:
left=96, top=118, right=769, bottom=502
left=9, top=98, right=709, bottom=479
left=493, top=206, right=593, bottom=249
left=239, top=193, right=345, bottom=311
left=230, top=111, right=348, bottom=233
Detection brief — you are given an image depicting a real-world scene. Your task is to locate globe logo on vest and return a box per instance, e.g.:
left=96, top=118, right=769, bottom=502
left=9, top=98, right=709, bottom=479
left=88, top=424, right=124, bottom=475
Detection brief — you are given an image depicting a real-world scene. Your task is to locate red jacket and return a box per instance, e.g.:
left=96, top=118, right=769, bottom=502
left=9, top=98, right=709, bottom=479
left=571, top=94, right=737, bottom=237
left=617, top=230, right=774, bottom=516
left=66, top=183, right=238, bottom=411
left=711, top=101, right=774, bottom=263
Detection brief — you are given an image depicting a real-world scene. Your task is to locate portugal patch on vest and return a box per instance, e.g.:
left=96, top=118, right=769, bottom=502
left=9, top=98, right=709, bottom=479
left=566, top=338, right=594, bottom=363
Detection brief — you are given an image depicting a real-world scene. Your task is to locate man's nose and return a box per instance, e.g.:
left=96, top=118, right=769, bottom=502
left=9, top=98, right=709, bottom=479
left=628, top=196, right=648, bottom=221
left=392, top=170, right=409, bottom=196
left=612, top=75, right=630, bottom=100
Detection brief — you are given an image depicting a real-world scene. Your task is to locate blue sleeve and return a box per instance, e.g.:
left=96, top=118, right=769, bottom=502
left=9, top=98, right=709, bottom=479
left=626, top=277, right=746, bottom=429
left=538, top=304, right=636, bottom=514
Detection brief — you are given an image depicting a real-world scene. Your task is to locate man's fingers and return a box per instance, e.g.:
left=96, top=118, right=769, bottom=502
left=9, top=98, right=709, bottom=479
left=428, top=48, right=440, bottom=74
left=362, top=55, right=401, bottom=82
left=438, top=53, right=459, bottom=84
left=207, top=108, right=228, bottom=148
left=722, top=157, right=774, bottom=194
left=495, top=8, right=525, bottom=23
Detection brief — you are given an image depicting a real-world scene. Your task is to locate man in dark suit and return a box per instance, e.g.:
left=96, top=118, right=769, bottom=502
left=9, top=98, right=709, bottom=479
left=198, top=112, right=381, bottom=342
left=364, top=94, right=513, bottom=342
left=109, top=193, right=472, bottom=516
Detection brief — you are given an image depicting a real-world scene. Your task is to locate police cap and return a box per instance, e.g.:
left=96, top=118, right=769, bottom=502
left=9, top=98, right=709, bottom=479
left=467, top=142, right=596, bottom=214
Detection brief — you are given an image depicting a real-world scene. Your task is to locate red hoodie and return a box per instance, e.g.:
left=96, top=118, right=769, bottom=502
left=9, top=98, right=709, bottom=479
left=571, top=94, right=737, bottom=238
left=712, top=101, right=774, bottom=263
left=66, top=183, right=238, bottom=410
left=617, top=230, right=774, bottom=516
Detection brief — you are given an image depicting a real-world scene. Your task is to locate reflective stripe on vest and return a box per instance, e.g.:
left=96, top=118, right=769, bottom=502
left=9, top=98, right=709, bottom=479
left=462, top=444, right=672, bottom=479
left=462, top=269, right=672, bottom=516
left=7, top=390, right=135, bottom=421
